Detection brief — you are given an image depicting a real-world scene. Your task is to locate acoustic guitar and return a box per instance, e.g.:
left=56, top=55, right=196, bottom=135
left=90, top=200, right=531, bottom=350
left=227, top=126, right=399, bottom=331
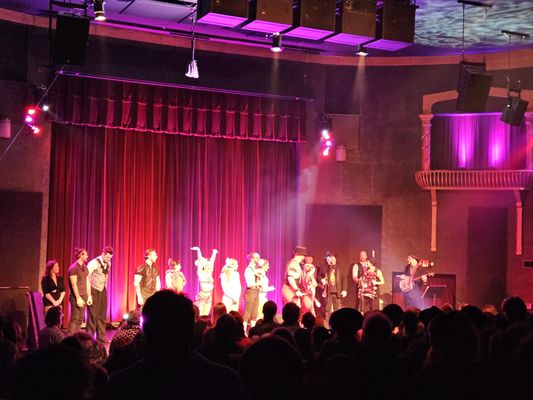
left=398, top=272, right=435, bottom=293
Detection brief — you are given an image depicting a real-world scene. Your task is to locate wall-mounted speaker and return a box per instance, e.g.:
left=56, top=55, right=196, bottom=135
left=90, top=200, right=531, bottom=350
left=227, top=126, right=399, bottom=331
left=52, top=15, right=90, bottom=66
left=501, top=97, right=529, bottom=126
left=456, top=62, right=493, bottom=112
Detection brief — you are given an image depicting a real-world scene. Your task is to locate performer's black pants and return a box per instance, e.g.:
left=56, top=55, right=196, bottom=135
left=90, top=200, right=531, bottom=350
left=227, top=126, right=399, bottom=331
left=87, top=287, right=107, bottom=340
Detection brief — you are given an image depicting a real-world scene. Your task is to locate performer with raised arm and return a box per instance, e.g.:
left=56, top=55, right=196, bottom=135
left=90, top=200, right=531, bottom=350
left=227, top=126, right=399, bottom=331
left=192, top=246, right=218, bottom=316
left=352, top=250, right=369, bottom=311
left=281, top=246, right=309, bottom=309
left=134, top=249, right=161, bottom=308
left=220, top=257, right=242, bottom=312
left=166, top=257, right=187, bottom=294
left=322, top=252, right=347, bottom=321
left=358, top=257, right=385, bottom=313
left=87, top=245, right=114, bottom=343
left=243, top=252, right=263, bottom=331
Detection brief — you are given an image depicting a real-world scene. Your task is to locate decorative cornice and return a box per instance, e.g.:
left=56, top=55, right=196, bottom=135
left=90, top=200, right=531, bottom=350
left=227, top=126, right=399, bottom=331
left=415, top=170, right=533, bottom=191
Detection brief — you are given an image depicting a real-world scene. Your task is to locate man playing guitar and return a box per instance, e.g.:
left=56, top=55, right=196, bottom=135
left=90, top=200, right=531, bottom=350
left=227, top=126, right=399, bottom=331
left=400, top=254, right=433, bottom=309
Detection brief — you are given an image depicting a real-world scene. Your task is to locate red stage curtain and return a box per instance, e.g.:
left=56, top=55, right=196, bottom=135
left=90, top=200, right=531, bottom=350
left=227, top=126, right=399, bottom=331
left=50, top=75, right=306, bottom=142
left=48, top=124, right=300, bottom=321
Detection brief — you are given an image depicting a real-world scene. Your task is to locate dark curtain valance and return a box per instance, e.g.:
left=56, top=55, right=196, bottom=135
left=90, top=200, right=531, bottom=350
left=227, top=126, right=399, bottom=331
left=50, top=75, right=306, bottom=142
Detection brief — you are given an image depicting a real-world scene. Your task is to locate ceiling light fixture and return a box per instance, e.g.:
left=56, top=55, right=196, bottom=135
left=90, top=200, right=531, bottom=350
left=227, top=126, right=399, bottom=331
left=356, top=45, right=368, bottom=56
left=94, top=0, right=106, bottom=22
left=270, top=33, right=283, bottom=53
left=185, top=8, right=199, bottom=79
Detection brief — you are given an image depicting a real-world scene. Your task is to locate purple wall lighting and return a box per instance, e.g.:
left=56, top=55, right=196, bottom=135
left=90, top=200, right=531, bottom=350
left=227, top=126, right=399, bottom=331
left=284, top=26, right=334, bottom=40
left=324, top=32, right=373, bottom=46
left=365, top=39, right=412, bottom=51
left=197, top=13, right=248, bottom=28
left=242, top=20, right=292, bottom=34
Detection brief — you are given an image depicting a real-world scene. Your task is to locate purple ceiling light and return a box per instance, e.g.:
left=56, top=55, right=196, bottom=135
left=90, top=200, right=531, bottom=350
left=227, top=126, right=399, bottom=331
left=283, top=0, right=336, bottom=40
left=325, top=0, right=376, bottom=46
left=197, top=0, right=249, bottom=28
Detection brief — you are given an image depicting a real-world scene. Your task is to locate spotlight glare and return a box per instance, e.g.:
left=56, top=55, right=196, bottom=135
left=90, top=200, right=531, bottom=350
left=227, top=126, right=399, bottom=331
left=321, top=129, right=330, bottom=139
left=31, top=126, right=40, bottom=135
left=271, top=33, right=283, bottom=53
left=326, top=140, right=332, bottom=147
left=322, top=148, right=330, bottom=157
left=25, top=115, right=33, bottom=123
left=27, top=108, right=37, bottom=116
left=94, top=0, right=106, bottom=21
left=122, top=313, right=129, bottom=320
left=42, top=104, right=50, bottom=112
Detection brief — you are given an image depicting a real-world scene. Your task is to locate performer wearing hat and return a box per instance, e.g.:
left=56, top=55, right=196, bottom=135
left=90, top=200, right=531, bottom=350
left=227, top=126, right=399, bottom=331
left=322, top=252, right=347, bottom=321
left=400, top=254, right=429, bottom=309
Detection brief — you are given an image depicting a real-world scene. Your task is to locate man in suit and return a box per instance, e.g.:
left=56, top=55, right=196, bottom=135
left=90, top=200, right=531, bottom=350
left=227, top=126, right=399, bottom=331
left=322, top=251, right=347, bottom=322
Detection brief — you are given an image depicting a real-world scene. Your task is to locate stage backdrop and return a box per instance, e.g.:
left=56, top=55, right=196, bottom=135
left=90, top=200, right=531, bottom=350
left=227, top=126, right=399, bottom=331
left=47, top=76, right=304, bottom=322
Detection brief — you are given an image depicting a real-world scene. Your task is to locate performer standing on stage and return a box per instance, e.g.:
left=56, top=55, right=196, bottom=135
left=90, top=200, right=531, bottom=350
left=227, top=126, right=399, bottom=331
left=257, top=259, right=275, bottom=320
left=191, top=246, right=218, bottom=316
left=282, top=246, right=311, bottom=311
left=68, top=247, right=91, bottom=334
left=302, top=255, right=319, bottom=316
left=134, top=248, right=161, bottom=308
left=220, top=257, right=242, bottom=312
left=41, top=259, right=66, bottom=316
left=166, top=258, right=187, bottom=294
left=243, top=252, right=263, bottom=331
left=322, top=252, right=347, bottom=321
left=352, top=250, right=369, bottom=311
left=401, top=254, right=428, bottom=310
left=358, top=257, right=384, bottom=313
left=87, top=245, right=114, bottom=342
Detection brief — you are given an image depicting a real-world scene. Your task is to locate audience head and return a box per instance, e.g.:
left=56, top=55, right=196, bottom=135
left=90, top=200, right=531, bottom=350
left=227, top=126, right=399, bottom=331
left=362, top=311, right=393, bottom=346
left=282, top=302, right=300, bottom=326
left=382, top=303, right=404, bottom=329
left=212, top=302, right=227, bottom=325
left=428, top=311, right=477, bottom=363
left=419, top=306, right=443, bottom=328
left=301, top=312, right=316, bottom=331
left=460, top=305, right=485, bottom=332
left=142, top=290, right=194, bottom=356
left=240, top=336, right=303, bottom=400
left=262, top=301, right=277, bottom=321
left=329, top=308, right=363, bottom=337
left=12, top=345, right=90, bottom=400
left=44, top=306, right=63, bottom=328
left=312, top=326, right=331, bottom=352
left=501, top=296, right=528, bottom=325
left=214, top=314, right=239, bottom=343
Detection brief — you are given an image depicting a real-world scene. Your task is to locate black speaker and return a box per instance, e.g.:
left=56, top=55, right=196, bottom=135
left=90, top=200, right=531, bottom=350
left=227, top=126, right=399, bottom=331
left=252, top=0, right=292, bottom=23
left=341, top=0, right=376, bottom=38
left=456, top=62, right=493, bottom=112
left=501, top=97, right=529, bottom=126
left=52, top=15, right=90, bottom=66
left=380, top=2, right=417, bottom=43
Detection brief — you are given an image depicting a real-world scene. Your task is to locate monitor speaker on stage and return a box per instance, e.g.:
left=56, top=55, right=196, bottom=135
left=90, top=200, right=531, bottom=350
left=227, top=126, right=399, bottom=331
left=456, top=62, right=493, bottom=112
left=501, top=97, right=528, bottom=126
left=52, top=14, right=90, bottom=66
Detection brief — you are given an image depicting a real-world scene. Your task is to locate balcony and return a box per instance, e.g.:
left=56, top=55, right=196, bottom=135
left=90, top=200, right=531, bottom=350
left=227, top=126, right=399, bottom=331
left=415, top=170, right=533, bottom=191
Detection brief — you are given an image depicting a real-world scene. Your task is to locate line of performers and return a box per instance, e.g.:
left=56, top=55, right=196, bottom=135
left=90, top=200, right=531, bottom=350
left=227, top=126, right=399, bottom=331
left=44, top=245, right=389, bottom=343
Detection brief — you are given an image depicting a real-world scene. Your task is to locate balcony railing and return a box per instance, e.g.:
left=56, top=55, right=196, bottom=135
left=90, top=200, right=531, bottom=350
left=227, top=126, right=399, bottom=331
left=415, top=170, right=533, bottom=190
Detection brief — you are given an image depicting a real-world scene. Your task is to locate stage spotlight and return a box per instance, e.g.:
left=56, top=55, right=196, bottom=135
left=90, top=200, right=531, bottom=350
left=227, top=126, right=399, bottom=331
left=321, top=127, right=333, bottom=157
left=185, top=59, right=199, bottom=79
left=94, top=0, right=106, bottom=21
left=356, top=45, right=368, bottom=56
left=25, top=115, right=33, bottom=124
left=42, top=104, right=50, bottom=112
left=270, top=33, right=283, bottom=53
left=31, top=126, right=40, bottom=135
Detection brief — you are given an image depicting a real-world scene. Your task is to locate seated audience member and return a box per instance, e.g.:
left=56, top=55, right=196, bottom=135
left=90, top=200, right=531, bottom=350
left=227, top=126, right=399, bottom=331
left=301, top=312, right=316, bottom=331
left=240, top=336, right=304, bottom=400
left=229, top=311, right=251, bottom=347
left=197, top=314, right=244, bottom=370
left=501, top=296, right=528, bottom=326
left=293, top=327, right=314, bottom=364
left=250, top=301, right=280, bottom=337
left=318, top=308, right=363, bottom=367
left=106, top=290, right=243, bottom=400
left=281, top=302, right=301, bottom=334
left=38, top=306, right=65, bottom=349
left=311, top=326, right=331, bottom=354
left=0, top=339, right=17, bottom=399
left=11, top=345, right=91, bottom=400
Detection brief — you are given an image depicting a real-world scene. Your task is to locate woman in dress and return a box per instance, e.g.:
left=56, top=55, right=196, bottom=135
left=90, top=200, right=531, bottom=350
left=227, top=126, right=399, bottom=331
left=41, top=259, right=66, bottom=315
left=165, top=257, right=187, bottom=294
